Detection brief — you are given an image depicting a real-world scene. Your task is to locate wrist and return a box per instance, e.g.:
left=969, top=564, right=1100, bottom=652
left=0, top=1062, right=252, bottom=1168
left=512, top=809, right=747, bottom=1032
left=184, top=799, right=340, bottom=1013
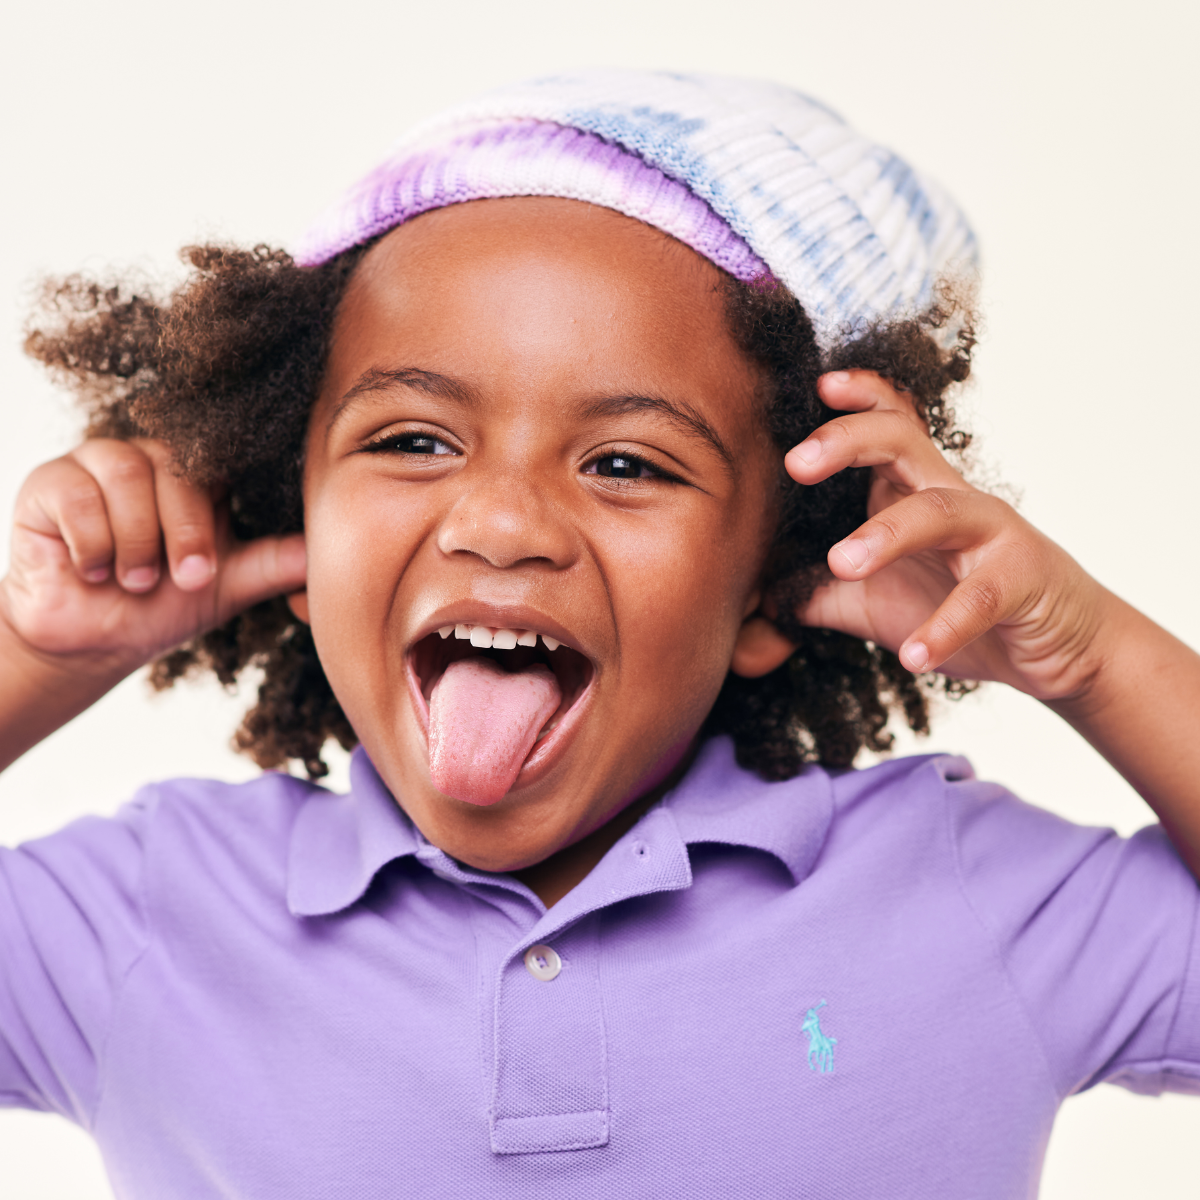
left=0, top=586, right=143, bottom=685
left=0, top=588, right=138, bottom=772
left=1043, top=590, right=1190, bottom=735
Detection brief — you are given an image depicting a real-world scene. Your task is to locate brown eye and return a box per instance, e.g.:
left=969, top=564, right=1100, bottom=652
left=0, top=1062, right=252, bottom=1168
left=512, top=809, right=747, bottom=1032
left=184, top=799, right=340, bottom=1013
left=590, top=454, right=653, bottom=479
left=403, top=435, right=450, bottom=455
left=366, top=432, right=456, bottom=456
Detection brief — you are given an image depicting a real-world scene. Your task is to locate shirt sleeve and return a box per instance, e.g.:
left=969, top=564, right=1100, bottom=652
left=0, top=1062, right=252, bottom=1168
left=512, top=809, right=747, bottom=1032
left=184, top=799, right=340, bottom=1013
left=948, top=765, right=1200, bottom=1099
left=0, top=799, right=151, bottom=1126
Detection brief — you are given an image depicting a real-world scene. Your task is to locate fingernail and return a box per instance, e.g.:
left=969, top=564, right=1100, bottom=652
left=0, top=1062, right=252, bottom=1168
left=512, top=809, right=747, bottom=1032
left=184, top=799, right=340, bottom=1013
left=823, top=371, right=851, bottom=385
left=833, top=538, right=869, bottom=571
left=84, top=567, right=110, bottom=583
left=904, top=642, right=929, bottom=672
left=792, top=440, right=822, bottom=466
left=123, top=566, right=159, bottom=591
left=176, top=554, right=214, bottom=587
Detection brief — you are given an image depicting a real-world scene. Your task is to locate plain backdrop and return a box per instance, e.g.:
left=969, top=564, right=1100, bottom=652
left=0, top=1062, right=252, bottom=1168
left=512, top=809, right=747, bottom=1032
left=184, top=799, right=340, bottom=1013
left=1, top=0, right=1197, bottom=1194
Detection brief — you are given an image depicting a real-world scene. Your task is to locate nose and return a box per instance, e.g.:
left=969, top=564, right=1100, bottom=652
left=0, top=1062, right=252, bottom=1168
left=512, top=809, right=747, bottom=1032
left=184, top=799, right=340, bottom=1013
left=436, top=470, right=576, bottom=571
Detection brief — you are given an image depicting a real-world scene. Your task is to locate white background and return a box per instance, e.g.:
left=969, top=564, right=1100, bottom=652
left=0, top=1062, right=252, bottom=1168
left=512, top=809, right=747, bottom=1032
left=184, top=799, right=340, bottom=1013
left=1, top=0, right=1197, bottom=1194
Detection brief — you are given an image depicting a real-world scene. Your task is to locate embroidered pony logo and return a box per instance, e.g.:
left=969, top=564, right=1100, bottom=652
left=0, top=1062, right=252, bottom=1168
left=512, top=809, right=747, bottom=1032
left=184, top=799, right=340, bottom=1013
left=802, top=1000, right=836, bottom=1074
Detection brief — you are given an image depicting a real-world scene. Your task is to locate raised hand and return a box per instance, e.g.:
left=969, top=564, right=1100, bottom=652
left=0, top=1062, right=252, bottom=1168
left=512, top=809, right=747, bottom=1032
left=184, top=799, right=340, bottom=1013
left=1, top=438, right=305, bottom=669
left=785, top=371, right=1110, bottom=702
left=783, top=367, right=1200, bottom=874
left=0, top=438, right=306, bottom=769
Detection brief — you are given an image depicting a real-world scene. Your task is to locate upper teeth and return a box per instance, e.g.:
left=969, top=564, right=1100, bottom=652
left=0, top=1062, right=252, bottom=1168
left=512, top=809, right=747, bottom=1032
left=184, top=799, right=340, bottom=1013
left=437, top=624, right=562, bottom=651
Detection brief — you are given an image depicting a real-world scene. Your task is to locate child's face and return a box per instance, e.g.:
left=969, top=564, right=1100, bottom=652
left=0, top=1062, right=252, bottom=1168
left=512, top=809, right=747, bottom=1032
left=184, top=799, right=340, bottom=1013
left=297, top=197, right=780, bottom=871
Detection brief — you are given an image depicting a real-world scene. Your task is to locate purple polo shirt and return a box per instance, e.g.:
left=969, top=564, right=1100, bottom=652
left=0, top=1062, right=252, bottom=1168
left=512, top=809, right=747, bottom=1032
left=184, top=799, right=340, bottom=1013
left=1, top=738, right=1198, bottom=1197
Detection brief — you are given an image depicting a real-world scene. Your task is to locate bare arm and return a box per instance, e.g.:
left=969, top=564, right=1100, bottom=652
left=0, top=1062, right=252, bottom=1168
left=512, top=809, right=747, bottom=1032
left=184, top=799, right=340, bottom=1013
left=1045, top=595, right=1200, bottom=874
left=0, top=615, right=133, bottom=772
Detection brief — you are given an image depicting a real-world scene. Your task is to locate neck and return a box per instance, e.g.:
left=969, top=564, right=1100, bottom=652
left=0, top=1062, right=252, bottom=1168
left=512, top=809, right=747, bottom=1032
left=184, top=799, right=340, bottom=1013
left=513, top=741, right=697, bottom=908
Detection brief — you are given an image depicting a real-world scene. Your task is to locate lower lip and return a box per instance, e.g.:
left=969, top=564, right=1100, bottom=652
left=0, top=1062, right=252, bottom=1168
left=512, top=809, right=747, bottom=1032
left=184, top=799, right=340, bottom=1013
left=404, top=657, right=596, bottom=804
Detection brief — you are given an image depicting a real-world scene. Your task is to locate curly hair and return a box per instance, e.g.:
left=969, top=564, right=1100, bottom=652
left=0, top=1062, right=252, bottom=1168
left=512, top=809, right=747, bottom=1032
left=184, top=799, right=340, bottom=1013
left=23, top=239, right=977, bottom=781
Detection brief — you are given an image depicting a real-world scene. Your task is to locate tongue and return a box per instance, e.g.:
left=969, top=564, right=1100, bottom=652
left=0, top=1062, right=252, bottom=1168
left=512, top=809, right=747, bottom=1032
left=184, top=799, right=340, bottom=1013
left=428, top=657, right=562, bottom=805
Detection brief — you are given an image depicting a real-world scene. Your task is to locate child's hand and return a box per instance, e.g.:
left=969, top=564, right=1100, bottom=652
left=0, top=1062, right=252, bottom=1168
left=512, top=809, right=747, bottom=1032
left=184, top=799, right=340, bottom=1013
left=0, top=438, right=306, bottom=674
left=785, top=371, right=1110, bottom=702
left=786, top=369, right=1200, bottom=875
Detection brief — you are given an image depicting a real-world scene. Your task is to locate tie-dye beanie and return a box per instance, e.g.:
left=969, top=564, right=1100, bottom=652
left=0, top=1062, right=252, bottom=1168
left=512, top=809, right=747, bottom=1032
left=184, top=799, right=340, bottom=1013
left=294, top=69, right=976, bottom=352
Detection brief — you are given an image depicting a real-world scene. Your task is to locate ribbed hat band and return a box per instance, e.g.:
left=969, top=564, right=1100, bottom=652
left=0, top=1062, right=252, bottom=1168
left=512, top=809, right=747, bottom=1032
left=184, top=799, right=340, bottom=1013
left=295, top=70, right=976, bottom=350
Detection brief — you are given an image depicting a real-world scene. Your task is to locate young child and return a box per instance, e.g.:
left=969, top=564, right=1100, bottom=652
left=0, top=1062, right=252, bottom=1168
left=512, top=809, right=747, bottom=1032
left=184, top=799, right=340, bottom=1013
left=2, top=69, right=1198, bottom=1198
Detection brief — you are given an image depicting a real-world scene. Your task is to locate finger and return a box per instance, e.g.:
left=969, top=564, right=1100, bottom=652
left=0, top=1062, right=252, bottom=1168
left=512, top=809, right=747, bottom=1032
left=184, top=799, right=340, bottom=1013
left=18, top=456, right=119, bottom=583
left=213, top=534, right=307, bottom=623
left=786, top=409, right=964, bottom=493
left=817, top=369, right=914, bottom=414
left=135, top=441, right=219, bottom=592
left=71, top=440, right=163, bottom=592
left=826, top=488, right=1013, bottom=580
left=897, top=553, right=1032, bottom=673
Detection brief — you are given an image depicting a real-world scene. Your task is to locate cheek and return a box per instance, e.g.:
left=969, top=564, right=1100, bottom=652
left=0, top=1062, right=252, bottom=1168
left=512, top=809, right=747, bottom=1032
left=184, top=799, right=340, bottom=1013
left=302, top=474, right=422, bottom=650
left=603, top=501, right=765, bottom=706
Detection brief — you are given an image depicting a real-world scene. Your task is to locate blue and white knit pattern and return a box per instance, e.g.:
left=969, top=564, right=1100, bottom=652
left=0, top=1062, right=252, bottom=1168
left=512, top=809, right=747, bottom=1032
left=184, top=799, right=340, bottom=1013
left=297, top=69, right=977, bottom=351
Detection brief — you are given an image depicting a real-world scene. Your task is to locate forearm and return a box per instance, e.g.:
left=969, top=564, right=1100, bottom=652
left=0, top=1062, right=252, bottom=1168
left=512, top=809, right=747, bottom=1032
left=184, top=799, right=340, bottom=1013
left=1047, top=592, right=1200, bottom=878
left=0, top=610, right=133, bottom=773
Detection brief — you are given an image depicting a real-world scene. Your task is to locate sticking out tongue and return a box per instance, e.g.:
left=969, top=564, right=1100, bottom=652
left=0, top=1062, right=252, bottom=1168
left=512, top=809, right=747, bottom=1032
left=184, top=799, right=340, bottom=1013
left=428, top=657, right=562, bottom=805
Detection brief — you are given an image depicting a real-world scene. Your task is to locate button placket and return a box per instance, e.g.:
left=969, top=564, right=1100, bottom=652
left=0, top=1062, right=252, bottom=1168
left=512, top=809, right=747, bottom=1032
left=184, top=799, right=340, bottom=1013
left=490, top=915, right=609, bottom=1154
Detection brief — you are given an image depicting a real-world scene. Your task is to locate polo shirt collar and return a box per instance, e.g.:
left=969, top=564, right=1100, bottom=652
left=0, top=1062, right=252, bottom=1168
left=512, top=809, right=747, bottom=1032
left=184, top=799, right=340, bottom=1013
left=662, top=736, right=833, bottom=885
left=287, top=737, right=834, bottom=918
left=287, top=750, right=420, bottom=917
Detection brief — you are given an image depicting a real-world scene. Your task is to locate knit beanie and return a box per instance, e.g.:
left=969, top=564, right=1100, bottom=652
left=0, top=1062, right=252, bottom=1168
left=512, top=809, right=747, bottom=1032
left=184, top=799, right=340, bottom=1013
left=294, top=69, right=976, bottom=352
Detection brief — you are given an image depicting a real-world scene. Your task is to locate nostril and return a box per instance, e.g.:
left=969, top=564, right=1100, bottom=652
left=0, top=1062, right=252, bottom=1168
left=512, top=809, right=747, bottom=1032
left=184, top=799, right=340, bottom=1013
left=437, top=493, right=576, bottom=572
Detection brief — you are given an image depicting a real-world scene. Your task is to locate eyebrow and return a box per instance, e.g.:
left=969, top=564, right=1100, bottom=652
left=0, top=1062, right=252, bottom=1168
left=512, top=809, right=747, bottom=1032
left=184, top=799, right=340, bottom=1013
left=330, top=367, right=736, bottom=473
left=579, top=394, right=736, bottom=474
left=327, top=367, right=475, bottom=432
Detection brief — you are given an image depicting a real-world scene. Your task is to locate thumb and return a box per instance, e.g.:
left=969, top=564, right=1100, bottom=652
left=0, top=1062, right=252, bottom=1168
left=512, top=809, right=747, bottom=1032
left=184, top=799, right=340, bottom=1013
left=797, top=576, right=873, bottom=641
left=215, top=533, right=307, bottom=621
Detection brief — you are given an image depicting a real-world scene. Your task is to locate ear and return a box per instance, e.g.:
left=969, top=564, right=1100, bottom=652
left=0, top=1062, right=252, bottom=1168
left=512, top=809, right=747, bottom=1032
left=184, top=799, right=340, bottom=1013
left=730, top=614, right=797, bottom=678
left=286, top=589, right=311, bottom=624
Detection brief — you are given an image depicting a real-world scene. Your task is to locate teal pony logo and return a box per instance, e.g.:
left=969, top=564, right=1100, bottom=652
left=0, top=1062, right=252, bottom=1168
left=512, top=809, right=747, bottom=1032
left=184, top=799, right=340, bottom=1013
left=802, top=1000, right=836, bottom=1074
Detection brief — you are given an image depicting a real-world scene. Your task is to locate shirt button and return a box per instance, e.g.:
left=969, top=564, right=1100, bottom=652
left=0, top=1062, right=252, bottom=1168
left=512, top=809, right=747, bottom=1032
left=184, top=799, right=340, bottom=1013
left=523, top=944, right=562, bottom=982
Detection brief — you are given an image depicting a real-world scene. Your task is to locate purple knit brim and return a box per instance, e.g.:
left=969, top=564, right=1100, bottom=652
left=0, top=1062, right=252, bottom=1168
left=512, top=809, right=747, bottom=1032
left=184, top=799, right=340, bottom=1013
left=293, top=121, right=770, bottom=283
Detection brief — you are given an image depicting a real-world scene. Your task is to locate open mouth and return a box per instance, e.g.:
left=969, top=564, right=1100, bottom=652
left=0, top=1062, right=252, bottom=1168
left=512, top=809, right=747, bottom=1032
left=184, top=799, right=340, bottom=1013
left=408, top=621, right=595, bottom=806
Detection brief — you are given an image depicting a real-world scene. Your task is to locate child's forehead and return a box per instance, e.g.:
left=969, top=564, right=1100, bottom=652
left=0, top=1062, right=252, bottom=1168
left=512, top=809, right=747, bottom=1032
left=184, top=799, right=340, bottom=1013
left=336, top=199, right=738, bottom=361
left=353, top=197, right=721, bottom=295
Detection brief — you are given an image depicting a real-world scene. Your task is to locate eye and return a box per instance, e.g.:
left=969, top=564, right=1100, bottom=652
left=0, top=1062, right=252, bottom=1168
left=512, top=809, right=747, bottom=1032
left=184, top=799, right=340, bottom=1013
left=365, top=432, right=457, bottom=456
left=585, top=453, right=662, bottom=480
